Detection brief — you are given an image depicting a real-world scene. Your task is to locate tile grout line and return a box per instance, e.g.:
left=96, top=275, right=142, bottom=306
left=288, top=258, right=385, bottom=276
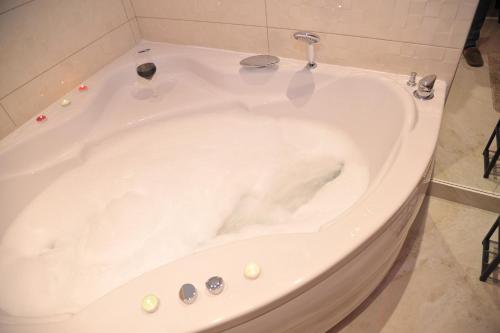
left=0, top=18, right=134, bottom=102
left=0, top=0, right=36, bottom=16
left=128, top=0, right=142, bottom=42
left=120, top=0, right=129, bottom=21
left=137, top=15, right=267, bottom=30
left=136, top=16, right=462, bottom=51
left=120, top=0, right=139, bottom=43
left=129, top=0, right=138, bottom=19
left=127, top=19, right=138, bottom=44
left=129, top=1, right=144, bottom=41
left=0, top=103, right=16, bottom=126
left=264, top=0, right=270, bottom=54
left=267, top=26, right=463, bottom=51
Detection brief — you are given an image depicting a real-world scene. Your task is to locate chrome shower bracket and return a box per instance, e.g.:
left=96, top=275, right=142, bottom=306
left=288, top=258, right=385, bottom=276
left=293, top=32, right=320, bottom=69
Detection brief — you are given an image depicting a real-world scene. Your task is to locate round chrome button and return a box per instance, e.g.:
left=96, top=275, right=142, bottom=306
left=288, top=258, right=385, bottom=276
left=205, top=276, right=224, bottom=295
left=240, top=55, right=280, bottom=68
left=179, top=284, right=198, bottom=304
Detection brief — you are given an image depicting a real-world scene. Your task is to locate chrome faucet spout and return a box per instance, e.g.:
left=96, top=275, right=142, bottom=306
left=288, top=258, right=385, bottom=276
left=293, top=32, right=320, bottom=69
left=413, top=74, right=437, bottom=100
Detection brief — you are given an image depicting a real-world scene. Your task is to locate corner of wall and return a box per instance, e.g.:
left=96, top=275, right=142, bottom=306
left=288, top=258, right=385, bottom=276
left=0, top=0, right=143, bottom=139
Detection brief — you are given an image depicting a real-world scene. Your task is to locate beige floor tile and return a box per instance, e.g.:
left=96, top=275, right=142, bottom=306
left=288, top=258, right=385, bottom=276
left=434, top=21, right=500, bottom=195
left=430, top=197, right=500, bottom=314
left=429, top=198, right=496, bottom=271
left=329, top=197, right=500, bottom=333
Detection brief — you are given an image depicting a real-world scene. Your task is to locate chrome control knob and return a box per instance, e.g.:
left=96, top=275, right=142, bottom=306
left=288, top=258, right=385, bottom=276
left=414, top=74, right=436, bottom=100
left=179, top=284, right=198, bottom=304
left=205, top=276, right=224, bottom=295
left=407, top=72, right=417, bottom=87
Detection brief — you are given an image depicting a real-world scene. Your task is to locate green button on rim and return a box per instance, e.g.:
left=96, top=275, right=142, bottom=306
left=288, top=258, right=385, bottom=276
left=142, top=294, right=160, bottom=313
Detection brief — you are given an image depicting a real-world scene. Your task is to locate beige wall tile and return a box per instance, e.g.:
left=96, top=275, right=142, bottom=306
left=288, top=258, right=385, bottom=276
left=129, top=18, right=142, bottom=42
left=268, top=28, right=460, bottom=85
left=0, top=0, right=31, bottom=14
left=139, top=17, right=268, bottom=54
left=121, top=0, right=136, bottom=20
left=0, top=104, right=15, bottom=139
left=0, top=0, right=128, bottom=98
left=133, top=0, right=477, bottom=87
left=1, top=23, right=136, bottom=126
left=132, top=0, right=267, bottom=26
left=1, top=0, right=478, bottom=134
left=266, top=0, right=478, bottom=49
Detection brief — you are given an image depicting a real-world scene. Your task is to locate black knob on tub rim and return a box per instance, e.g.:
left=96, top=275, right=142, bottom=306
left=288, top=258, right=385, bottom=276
left=137, top=62, right=157, bottom=80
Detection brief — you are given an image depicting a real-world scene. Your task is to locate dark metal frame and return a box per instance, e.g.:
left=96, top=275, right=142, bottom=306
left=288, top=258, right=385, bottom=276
left=483, top=119, right=500, bottom=178
left=497, top=0, right=500, bottom=22
left=480, top=216, right=500, bottom=282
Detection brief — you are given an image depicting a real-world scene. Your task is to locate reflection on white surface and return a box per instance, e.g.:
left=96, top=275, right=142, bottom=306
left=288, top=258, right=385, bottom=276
left=286, top=68, right=315, bottom=107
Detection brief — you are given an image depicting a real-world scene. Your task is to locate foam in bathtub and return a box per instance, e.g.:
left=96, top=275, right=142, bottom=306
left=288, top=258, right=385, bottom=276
left=0, top=111, right=369, bottom=317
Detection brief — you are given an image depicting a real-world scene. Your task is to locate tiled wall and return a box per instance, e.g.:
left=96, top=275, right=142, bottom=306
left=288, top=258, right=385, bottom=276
left=0, top=0, right=141, bottom=139
left=134, top=0, right=478, bottom=88
left=1, top=0, right=480, bottom=139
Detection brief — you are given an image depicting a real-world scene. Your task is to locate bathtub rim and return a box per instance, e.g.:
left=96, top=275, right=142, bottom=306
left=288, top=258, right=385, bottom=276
left=0, top=41, right=446, bottom=332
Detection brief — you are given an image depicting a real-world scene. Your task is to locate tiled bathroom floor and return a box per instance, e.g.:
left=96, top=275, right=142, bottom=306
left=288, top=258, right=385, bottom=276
left=434, top=20, right=500, bottom=195
left=328, top=196, right=500, bottom=333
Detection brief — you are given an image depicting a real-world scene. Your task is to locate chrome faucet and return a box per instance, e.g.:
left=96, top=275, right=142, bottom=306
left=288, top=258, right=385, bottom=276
left=413, top=74, right=436, bottom=100
left=406, top=72, right=417, bottom=87
left=293, top=32, right=320, bottom=69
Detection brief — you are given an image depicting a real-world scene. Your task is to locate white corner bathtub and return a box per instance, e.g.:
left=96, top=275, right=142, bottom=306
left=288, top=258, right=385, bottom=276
left=0, top=41, right=445, bottom=333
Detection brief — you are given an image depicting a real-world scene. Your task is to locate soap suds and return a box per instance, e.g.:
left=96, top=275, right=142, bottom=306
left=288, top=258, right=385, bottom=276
left=0, top=111, right=368, bottom=317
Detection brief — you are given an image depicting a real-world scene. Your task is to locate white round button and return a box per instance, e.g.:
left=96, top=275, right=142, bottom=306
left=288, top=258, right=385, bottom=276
left=244, top=263, right=261, bottom=280
left=60, top=99, right=71, bottom=107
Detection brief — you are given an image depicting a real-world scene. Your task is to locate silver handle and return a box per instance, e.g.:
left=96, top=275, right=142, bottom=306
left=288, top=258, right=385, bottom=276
left=418, top=74, right=437, bottom=91
left=414, top=74, right=436, bottom=100
left=407, top=72, right=417, bottom=87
